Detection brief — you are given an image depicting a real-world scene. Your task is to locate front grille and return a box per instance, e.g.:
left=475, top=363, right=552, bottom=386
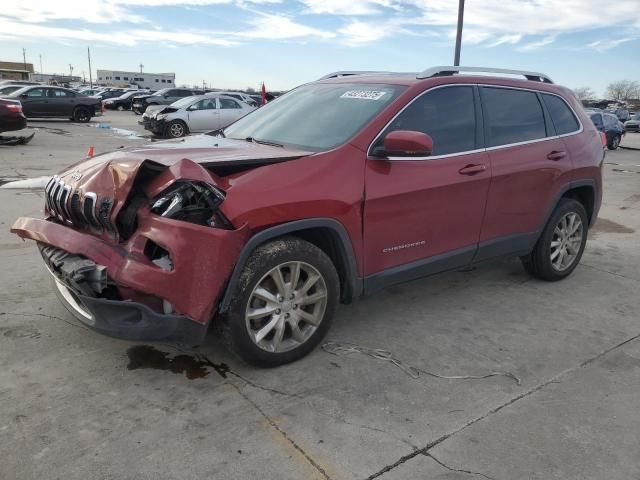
left=45, top=175, right=114, bottom=234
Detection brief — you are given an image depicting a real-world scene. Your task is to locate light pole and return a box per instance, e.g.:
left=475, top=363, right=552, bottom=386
left=453, top=0, right=465, bottom=66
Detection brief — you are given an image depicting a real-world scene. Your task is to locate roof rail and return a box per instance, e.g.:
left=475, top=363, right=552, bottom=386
left=319, top=71, right=414, bottom=80
left=417, top=66, right=553, bottom=84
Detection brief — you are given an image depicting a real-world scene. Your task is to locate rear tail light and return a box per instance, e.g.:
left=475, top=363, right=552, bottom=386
left=6, top=104, right=22, bottom=113
left=599, top=131, right=607, bottom=147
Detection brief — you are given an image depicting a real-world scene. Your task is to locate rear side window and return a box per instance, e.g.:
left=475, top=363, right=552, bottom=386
left=590, top=113, right=603, bottom=129
left=482, top=87, right=546, bottom=147
left=381, top=86, right=477, bottom=156
left=220, top=98, right=242, bottom=109
left=541, top=94, right=579, bottom=135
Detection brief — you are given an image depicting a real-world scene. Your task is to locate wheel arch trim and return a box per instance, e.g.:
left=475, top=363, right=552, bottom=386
left=217, top=218, right=362, bottom=314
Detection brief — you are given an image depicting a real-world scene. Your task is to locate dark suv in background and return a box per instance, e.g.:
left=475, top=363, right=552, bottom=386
left=587, top=109, right=624, bottom=149
left=12, top=66, right=603, bottom=366
left=131, top=88, right=205, bottom=114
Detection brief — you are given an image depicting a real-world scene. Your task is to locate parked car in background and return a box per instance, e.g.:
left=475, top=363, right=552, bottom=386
left=4, top=86, right=102, bottom=122
left=0, top=85, right=25, bottom=96
left=78, top=88, right=105, bottom=96
left=103, top=90, right=149, bottom=111
left=131, top=88, right=205, bottom=114
left=142, top=94, right=256, bottom=138
left=216, top=91, right=258, bottom=107
left=605, top=107, right=630, bottom=122
left=587, top=109, right=625, bottom=149
left=12, top=66, right=603, bottom=366
left=0, top=98, right=27, bottom=133
left=624, top=113, right=640, bottom=133
left=94, top=89, right=131, bottom=101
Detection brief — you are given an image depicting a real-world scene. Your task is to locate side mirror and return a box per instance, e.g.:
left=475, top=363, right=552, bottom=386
left=375, top=130, right=433, bottom=158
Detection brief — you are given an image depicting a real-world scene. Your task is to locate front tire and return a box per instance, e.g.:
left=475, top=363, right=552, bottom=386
left=222, top=237, right=339, bottom=366
left=72, top=107, right=91, bottom=123
left=165, top=120, right=187, bottom=138
left=117, top=105, right=124, bottom=111
left=521, top=198, right=588, bottom=281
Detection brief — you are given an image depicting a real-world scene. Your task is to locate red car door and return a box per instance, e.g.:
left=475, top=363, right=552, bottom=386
left=476, top=86, right=575, bottom=260
left=363, top=85, right=491, bottom=290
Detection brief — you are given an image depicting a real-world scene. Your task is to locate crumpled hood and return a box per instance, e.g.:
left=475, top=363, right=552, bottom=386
left=143, top=105, right=165, bottom=118
left=50, top=135, right=312, bottom=231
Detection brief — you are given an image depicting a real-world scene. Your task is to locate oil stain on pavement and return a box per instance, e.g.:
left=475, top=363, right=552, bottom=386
left=126, top=345, right=230, bottom=380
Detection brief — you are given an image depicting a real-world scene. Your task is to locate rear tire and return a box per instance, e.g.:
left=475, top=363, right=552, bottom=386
left=72, top=107, right=91, bottom=123
left=221, top=236, right=339, bottom=366
left=521, top=198, right=588, bottom=281
left=607, top=134, right=621, bottom=150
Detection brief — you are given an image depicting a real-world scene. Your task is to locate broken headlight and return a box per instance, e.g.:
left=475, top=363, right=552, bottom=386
left=151, top=181, right=232, bottom=228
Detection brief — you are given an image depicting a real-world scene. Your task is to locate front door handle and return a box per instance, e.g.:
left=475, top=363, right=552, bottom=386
left=547, top=150, right=566, bottom=161
left=458, top=164, right=487, bottom=175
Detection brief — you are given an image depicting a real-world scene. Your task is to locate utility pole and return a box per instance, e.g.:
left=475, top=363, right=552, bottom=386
left=87, top=47, right=93, bottom=88
left=39, top=54, right=43, bottom=74
left=453, top=0, right=465, bottom=66
left=69, top=64, right=74, bottom=78
left=22, top=48, right=27, bottom=79
left=139, top=63, right=144, bottom=74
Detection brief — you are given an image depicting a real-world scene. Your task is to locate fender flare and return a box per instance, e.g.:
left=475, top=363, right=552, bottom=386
left=217, top=218, right=362, bottom=313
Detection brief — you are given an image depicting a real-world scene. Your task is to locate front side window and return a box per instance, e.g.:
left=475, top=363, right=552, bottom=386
left=542, top=94, right=579, bottom=135
left=482, top=87, right=546, bottom=147
left=224, top=83, right=404, bottom=151
left=26, top=88, right=45, bottom=97
left=220, top=98, right=241, bottom=109
left=192, top=98, right=217, bottom=110
left=376, top=86, right=477, bottom=156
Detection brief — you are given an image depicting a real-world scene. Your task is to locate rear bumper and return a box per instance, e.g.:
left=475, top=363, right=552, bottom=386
left=51, top=272, right=208, bottom=343
left=0, top=115, right=27, bottom=132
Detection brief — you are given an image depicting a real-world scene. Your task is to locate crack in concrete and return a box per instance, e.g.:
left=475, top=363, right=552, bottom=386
left=0, top=311, right=91, bottom=332
left=367, top=332, right=640, bottom=479
left=230, top=382, right=332, bottom=480
left=424, top=452, right=497, bottom=480
left=580, top=263, right=640, bottom=283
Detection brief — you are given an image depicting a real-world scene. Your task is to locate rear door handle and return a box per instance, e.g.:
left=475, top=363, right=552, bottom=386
left=547, top=150, right=566, bottom=161
left=458, top=164, right=487, bottom=175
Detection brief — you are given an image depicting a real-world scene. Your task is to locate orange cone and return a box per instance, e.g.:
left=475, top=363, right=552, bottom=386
left=87, top=146, right=95, bottom=158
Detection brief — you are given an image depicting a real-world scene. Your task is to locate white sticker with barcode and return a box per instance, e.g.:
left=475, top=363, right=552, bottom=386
left=340, top=90, right=387, bottom=100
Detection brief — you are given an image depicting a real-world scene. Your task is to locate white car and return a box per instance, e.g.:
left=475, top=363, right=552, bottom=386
left=142, top=94, right=256, bottom=138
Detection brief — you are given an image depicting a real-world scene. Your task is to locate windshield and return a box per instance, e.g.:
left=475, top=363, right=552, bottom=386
left=169, top=96, right=198, bottom=109
left=152, top=88, right=171, bottom=97
left=223, top=83, right=405, bottom=151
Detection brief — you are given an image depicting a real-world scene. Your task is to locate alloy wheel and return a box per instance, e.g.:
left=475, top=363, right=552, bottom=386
left=169, top=123, right=184, bottom=137
left=245, top=261, right=327, bottom=353
left=550, top=212, right=583, bottom=271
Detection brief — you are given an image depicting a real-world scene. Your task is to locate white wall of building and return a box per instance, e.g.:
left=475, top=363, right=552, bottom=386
left=96, top=70, right=175, bottom=89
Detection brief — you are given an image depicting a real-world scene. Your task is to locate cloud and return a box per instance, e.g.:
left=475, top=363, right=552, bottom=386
left=301, top=0, right=392, bottom=15
left=518, top=35, right=557, bottom=51
left=239, top=13, right=335, bottom=39
left=588, top=37, right=637, bottom=51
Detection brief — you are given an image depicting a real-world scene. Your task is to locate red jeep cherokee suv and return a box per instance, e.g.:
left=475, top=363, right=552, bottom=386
left=12, top=66, right=603, bottom=366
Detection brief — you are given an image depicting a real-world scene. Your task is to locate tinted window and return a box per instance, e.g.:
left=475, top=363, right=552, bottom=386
left=482, top=87, right=546, bottom=147
left=220, top=98, right=241, bottom=109
left=542, top=94, right=579, bottom=135
left=26, top=88, right=45, bottom=97
left=380, top=86, right=476, bottom=156
left=590, top=113, right=603, bottom=128
left=604, top=114, right=619, bottom=129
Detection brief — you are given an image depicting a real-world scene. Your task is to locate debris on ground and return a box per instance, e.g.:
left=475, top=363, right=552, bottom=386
left=322, top=341, right=521, bottom=385
left=0, top=132, right=35, bottom=146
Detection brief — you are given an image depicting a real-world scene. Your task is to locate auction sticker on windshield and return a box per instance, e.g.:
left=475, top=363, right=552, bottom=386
left=340, top=90, right=387, bottom=100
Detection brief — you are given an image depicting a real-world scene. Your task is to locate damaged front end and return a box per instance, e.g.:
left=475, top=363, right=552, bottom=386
left=12, top=154, right=251, bottom=344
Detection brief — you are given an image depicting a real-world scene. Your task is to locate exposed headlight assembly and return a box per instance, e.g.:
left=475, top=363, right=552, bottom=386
left=151, top=181, right=232, bottom=228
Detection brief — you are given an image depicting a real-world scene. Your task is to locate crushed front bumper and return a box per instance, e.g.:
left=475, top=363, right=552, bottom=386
left=12, top=215, right=248, bottom=342
left=51, top=271, right=208, bottom=343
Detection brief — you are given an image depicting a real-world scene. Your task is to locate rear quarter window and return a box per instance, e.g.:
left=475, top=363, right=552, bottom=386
left=482, top=87, right=546, bottom=147
left=541, top=94, right=580, bottom=135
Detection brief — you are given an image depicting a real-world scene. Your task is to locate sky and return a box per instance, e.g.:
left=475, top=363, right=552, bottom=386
left=0, top=0, right=639, bottom=95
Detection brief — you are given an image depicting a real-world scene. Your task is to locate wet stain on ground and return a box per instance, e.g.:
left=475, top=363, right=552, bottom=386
left=126, top=345, right=230, bottom=380
left=591, top=218, right=635, bottom=234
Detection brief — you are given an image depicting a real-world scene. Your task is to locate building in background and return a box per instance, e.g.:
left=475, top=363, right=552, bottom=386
left=96, top=70, right=175, bottom=89
left=31, top=73, right=82, bottom=85
left=0, top=60, right=34, bottom=81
